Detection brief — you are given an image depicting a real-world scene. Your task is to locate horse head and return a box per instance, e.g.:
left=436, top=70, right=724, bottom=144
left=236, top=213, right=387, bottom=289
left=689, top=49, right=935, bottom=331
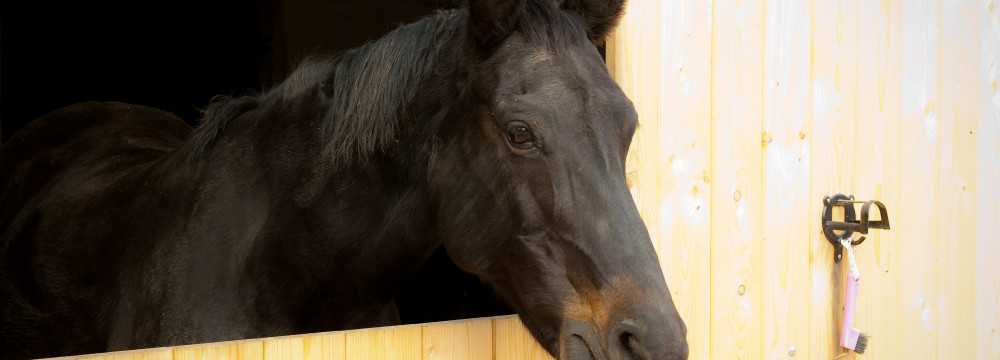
left=430, top=1, right=688, bottom=358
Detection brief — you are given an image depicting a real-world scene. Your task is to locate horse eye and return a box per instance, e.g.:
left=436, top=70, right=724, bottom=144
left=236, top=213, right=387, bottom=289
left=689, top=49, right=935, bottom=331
left=506, top=124, right=535, bottom=148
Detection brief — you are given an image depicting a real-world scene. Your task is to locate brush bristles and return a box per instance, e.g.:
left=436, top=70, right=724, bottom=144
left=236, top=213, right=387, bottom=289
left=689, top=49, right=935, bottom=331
left=854, top=333, right=869, bottom=354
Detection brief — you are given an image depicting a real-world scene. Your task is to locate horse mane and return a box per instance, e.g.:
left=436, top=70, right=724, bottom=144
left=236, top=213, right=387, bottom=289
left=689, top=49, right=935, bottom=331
left=315, top=9, right=466, bottom=165
left=189, top=95, right=260, bottom=155
left=187, top=1, right=590, bottom=165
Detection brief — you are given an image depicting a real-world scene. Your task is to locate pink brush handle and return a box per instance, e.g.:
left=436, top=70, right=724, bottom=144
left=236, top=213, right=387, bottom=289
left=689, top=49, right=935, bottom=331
left=840, top=265, right=861, bottom=350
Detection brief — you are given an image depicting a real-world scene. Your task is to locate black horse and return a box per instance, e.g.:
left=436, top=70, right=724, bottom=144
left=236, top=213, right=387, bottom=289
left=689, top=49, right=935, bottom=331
left=0, top=0, right=687, bottom=359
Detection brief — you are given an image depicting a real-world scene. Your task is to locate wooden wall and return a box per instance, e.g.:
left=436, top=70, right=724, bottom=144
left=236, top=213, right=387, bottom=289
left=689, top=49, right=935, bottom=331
left=55, top=316, right=553, bottom=360
left=606, top=0, right=1000, bottom=359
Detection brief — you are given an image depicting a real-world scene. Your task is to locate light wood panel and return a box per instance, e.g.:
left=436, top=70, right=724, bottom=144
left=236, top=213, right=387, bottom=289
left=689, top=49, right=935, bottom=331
left=172, top=341, right=262, bottom=360
left=421, top=317, right=493, bottom=360
left=607, top=0, right=999, bottom=359
left=854, top=0, right=903, bottom=358
left=76, top=348, right=172, bottom=360
left=977, top=1, right=1000, bottom=359
left=938, top=1, right=980, bottom=359
left=264, top=332, right=345, bottom=360
left=49, top=317, right=536, bottom=360
left=809, top=0, right=861, bottom=359
left=344, top=323, right=422, bottom=360
left=762, top=0, right=812, bottom=359
left=493, top=316, right=552, bottom=360
left=709, top=0, right=765, bottom=359
left=898, top=0, right=943, bottom=359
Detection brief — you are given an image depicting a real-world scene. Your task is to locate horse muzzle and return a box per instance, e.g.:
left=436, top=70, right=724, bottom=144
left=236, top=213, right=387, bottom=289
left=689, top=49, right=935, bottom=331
left=560, top=309, right=688, bottom=360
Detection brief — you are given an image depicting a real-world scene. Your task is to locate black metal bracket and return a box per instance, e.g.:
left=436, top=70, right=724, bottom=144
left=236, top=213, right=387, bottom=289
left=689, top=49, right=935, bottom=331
left=822, top=194, right=891, bottom=262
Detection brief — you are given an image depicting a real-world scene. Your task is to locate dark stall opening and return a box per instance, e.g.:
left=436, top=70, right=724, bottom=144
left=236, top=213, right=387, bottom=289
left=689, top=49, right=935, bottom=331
left=0, top=0, right=511, bottom=326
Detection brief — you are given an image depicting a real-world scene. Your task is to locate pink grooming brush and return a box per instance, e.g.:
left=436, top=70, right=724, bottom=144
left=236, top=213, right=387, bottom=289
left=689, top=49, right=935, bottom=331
left=839, top=239, right=868, bottom=354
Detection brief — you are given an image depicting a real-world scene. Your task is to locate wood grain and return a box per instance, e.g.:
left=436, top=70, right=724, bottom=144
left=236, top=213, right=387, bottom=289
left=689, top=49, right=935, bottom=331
left=75, top=348, right=172, bottom=360
left=977, top=1, right=1000, bottom=358
left=264, top=332, right=345, bottom=360
left=493, top=316, right=552, bottom=360
left=938, top=1, right=979, bottom=358
left=898, top=0, right=942, bottom=359
left=809, top=0, right=860, bottom=358
left=709, top=0, right=765, bottom=358
left=762, top=0, right=813, bottom=358
left=421, top=317, right=493, bottom=360
left=344, top=324, right=422, bottom=360
left=172, top=340, right=262, bottom=360
left=855, top=0, right=903, bottom=358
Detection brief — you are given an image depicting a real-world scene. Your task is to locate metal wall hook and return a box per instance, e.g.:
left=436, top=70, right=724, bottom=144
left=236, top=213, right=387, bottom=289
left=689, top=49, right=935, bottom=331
left=822, top=194, right=891, bottom=263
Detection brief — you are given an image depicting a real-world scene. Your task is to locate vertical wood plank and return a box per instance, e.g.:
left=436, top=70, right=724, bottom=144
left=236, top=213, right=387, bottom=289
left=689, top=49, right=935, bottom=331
left=762, top=0, right=812, bottom=359
left=344, top=325, right=422, bottom=360
left=809, top=0, right=860, bottom=358
left=607, top=0, right=713, bottom=358
left=173, top=340, right=263, bottom=360
left=264, top=332, right=346, bottom=360
left=493, top=316, right=552, bottom=360
left=898, top=0, right=943, bottom=359
left=76, top=348, right=172, bottom=360
left=710, top=0, right=765, bottom=358
left=855, top=0, right=903, bottom=358
left=978, top=0, right=1000, bottom=358
left=421, top=317, right=493, bottom=360
left=937, top=0, right=980, bottom=358
left=653, top=0, right=714, bottom=357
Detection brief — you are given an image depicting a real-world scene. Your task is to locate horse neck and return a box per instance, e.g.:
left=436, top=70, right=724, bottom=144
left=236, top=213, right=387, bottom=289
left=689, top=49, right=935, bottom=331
left=149, top=99, right=444, bottom=330
left=162, top=34, right=471, bottom=328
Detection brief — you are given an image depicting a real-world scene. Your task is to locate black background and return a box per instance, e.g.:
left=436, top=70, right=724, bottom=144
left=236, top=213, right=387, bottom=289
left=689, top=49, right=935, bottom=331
left=0, top=0, right=460, bottom=138
left=0, top=0, right=510, bottom=325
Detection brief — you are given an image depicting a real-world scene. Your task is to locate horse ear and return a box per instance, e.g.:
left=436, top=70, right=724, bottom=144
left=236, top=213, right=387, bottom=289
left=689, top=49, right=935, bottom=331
left=561, top=0, right=627, bottom=40
left=468, top=0, right=527, bottom=53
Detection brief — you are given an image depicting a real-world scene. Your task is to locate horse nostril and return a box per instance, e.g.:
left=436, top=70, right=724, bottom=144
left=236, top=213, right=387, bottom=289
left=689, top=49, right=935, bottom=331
left=620, top=331, right=651, bottom=360
left=611, top=319, right=688, bottom=360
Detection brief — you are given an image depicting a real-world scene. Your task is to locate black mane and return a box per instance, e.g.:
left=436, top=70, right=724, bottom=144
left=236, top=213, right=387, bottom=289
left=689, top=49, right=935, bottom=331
left=187, top=1, right=590, bottom=165
left=187, top=9, right=467, bottom=165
